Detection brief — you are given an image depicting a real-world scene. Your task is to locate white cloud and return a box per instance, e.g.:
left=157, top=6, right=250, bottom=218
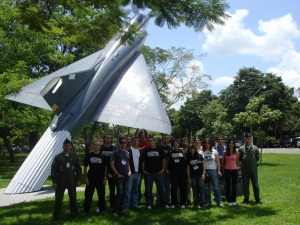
left=213, top=76, right=234, bottom=86
left=202, top=9, right=300, bottom=93
left=202, top=10, right=300, bottom=60
left=268, top=50, right=300, bottom=91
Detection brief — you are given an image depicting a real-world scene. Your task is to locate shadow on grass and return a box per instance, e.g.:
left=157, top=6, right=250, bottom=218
left=259, top=162, right=281, bottom=167
left=0, top=199, right=278, bottom=225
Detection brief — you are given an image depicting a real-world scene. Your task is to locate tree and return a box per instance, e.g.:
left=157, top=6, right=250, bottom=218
left=171, top=90, right=217, bottom=139
left=219, top=67, right=297, bottom=138
left=0, top=62, right=51, bottom=162
left=143, top=46, right=210, bottom=109
left=15, top=0, right=230, bottom=33
left=233, top=96, right=283, bottom=145
left=197, top=99, right=233, bottom=140
left=219, top=67, right=265, bottom=120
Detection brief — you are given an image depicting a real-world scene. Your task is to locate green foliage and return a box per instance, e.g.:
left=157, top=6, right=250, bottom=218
left=197, top=99, right=233, bottom=139
left=0, top=62, right=51, bottom=145
left=171, top=90, right=217, bottom=138
left=233, top=96, right=283, bottom=144
left=219, top=67, right=297, bottom=138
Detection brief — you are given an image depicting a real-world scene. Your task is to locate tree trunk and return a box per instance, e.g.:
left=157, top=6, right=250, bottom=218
left=0, top=127, right=15, bottom=163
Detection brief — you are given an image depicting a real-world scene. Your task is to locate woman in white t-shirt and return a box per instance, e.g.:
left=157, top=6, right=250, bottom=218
left=201, top=138, right=223, bottom=207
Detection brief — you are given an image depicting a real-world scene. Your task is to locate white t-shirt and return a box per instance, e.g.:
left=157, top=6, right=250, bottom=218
left=202, top=149, right=218, bottom=170
left=131, top=147, right=140, bottom=173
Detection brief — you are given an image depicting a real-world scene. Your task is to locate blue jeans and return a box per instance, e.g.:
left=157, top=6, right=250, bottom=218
left=124, top=173, right=141, bottom=209
left=144, top=173, right=166, bottom=206
left=204, top=169, right=222, bottom=205
left=156, top=172, right=170, bottom=205
left=191, top=175, right=205, bottom=207
left=114, top=176, right=129, bottom=213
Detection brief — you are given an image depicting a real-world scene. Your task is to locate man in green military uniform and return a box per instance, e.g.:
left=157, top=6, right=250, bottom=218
left=238, top=133, right=261, bottom=204
left=51, top=138, right=82, bottom=220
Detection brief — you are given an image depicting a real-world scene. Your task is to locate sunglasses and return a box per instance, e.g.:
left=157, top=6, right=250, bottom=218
left=121, top=141, right=127, bottom=144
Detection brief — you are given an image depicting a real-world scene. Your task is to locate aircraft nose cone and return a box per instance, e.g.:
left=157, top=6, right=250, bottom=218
left=50, top=123, right=57, bottom=130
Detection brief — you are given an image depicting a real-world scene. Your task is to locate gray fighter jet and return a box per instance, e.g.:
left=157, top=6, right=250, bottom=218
left=4, top=13, right=171, bottom=194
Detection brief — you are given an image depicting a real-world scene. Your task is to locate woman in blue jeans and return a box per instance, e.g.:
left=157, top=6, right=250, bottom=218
left=201, top=138, right=223, bottom=207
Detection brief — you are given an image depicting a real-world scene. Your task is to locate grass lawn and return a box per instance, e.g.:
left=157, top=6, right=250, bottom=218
left=0, top=153, right=299, bottom=224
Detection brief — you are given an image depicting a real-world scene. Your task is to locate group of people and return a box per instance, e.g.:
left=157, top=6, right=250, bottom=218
left=50, top=129, right=261, bottom=220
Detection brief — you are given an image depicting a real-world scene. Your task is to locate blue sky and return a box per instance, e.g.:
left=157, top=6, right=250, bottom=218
left=143, top=0, right=300, bottom=104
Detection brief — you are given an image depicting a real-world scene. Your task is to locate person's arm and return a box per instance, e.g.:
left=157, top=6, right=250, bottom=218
left=215, top=153, right=222, bottom=177
left=75, top=156, right=82, bottom=187
left=160, top=158, right=165, bottom=174
left=84, top=166, right=89, bottom=186
left=51, top=157, right=58, bottom=189
left=222, top=151, right=226, bottom=172
left=165, top=157, right=170, bottom=175
left=235, top=151, right=239, bottom=166
left=128, top=162, right=131, bottom=176
left=142, top=161, right=148, bottom=174
left=187, top=164, right=191, bottom=184
left=110, top=159, right=121, bottom=178
left=201, top=160, right=206, bottom=181
left=255, top=147, right=260, bottom=162
left=103, top=165, right=108, bottom=185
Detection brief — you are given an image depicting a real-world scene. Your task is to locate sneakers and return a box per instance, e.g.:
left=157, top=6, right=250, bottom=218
left=228, top=202, right=233, bottom=206
left=170, top=205, right=176, bottom=209
left=180, top=205, right=185, bottom=209
left=255, top=199, right=261, bottom=204
left=232, top=202, right=236, bottom=206
left=204, top=203, right=211, bottom=208
left=112, top=212, right=118, bottom=217
left=96, top=207, right=100, bottom=213
left=218, top=203, right=224, bottom=207
left=243, top=198, right=249, bottom=203
left=165, top=205, right=170, bottom=209
left=147, top=205, right=152, bottom=210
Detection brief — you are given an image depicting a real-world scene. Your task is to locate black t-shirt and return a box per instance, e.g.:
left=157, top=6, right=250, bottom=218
left=159, top=144, right=171, bottom=157
left=83, top=151, right=105, bottom=179
left=100, top=144, right=116, bottom=174
left=111, top=149, right=130, bottom=176
left=142, top=146, right=165, bottom=173
left=168, top=149, right=186, bottom=173
left=187, top=153, right=204, bottom=176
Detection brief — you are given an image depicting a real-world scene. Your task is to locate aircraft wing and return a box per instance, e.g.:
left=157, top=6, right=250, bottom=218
left=5, top=50, right=103, bottom=110
left=93, top=52, right=172, bottom=134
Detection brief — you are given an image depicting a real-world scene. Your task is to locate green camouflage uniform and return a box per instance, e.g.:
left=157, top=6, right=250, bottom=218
left=238, top=144, right=260, bottom=201
left=51, top=152, right=82, bottom=219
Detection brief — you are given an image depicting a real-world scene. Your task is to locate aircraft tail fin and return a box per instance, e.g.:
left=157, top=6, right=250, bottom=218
left=4, top=128, right=71, bottom=194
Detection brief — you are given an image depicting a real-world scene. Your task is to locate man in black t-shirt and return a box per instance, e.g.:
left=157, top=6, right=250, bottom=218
left=82, top=140, right=107, bottom=215
left=142, top=135, right=166, bottom=209
left=100, top=134, right=116, bottom=212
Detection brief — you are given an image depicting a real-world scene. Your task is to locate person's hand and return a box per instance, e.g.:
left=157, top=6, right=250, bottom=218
left=76, top=181, right=81, bottom=187
left=201, top=174, right=205, bottom=181
left=85, top=177, right=89, bottom=186
left=218, top=171, right=222, bottom=177
left=52, top=182, right=57, bottom=189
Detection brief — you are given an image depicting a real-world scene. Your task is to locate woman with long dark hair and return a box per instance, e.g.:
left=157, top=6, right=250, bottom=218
left=222, top=139, right=239, bottom=206
left=166, top=139, right=187, bottom=208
